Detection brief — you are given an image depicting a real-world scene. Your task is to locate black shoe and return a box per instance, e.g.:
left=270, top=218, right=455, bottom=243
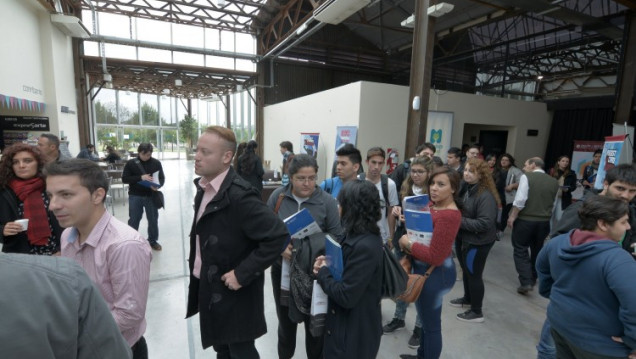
left=382, top=318, right=405, bottom=333
left=449, top=297, right=471, bottom=308
left=456, top=310, right=484, bottom=323
left=150, top=242, right=162, bottom=251
left=399, top=355, right=417, bottom=359
left=517, top=284, right=533, bottom=294
left=407, top=327, right=421, bottom=348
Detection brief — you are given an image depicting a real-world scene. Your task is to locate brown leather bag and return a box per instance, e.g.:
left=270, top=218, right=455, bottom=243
left=396, top=255, right=435, bottom=303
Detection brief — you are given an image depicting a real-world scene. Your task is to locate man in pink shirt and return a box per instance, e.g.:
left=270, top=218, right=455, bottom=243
left=186, top=126, right=288, bottom=358
left=45, top=159, right=152, bottom=359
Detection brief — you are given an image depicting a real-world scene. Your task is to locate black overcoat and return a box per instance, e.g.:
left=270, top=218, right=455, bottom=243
left=317, top=232, right=383, bottom=359
left=185, top=167, right=288, bottom=348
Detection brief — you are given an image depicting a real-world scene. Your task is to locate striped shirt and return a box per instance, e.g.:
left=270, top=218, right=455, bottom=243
left=61, top=211, right=152, bottom=347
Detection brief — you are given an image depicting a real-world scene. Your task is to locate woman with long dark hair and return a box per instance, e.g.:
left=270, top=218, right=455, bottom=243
left=499, top=153, right=523, bottom=233
left=313, top=180, right=383, bottom=358
left=449, top=158, right=499, bottom=323
left=398, top=167, right=462, bottom=359
left=0, top=143, right=63, bottom=254
left=236, top=140, right=265, bottom=194
left=550, top=155, right=577, bottom=224
left=383, top=156, right=434, bottom=347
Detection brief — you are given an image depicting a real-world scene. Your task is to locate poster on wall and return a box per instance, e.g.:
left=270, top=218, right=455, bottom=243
left=426, top=111, right=453, bottom=156
left=334, top=126, right=358, bottom=151
left=571, top=140, right=604, bottom=178
left=594, top=135, right=627, bottom=190
left=300, top=133, right=320, bottom=158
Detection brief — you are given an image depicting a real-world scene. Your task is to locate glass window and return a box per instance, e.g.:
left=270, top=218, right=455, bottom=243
left=206, top=55, right=234, bottom=70
left=98, top=12, right=131, bottom=39
left=198, top=100, right=209, bottom=126
left=96, top=125, right=118, bottom=150
left=118, top=91, right=139, bottom=125
left=84, top=41, right=99, bottom=56
left=138, top=47, right=172, bottom=63
left=236, top=59, right=255, bottom=72
left=176, top=98, right=187, bottom=124
left=160, top=95, right=175, bottom=126
left=140, top=94, right=159, bottom=126
left=220, top=31, right=235, bottom=52
left=235, top=33, right=255, bottom=54
left=104, top=43, right=137, bottom=60
left=94, top=89, right=117, bottom=124
left=162, top=129, right=179, bottom=155
left=136, top=18, right=171, bottom=44
left=205, top=28, right=220, bottom=50
left=173, top=23, right=204, bottom=48
left=174, top=51, right=204, bottom=67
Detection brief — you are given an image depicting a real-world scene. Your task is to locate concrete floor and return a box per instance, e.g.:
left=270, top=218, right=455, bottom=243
left=106, top=159, right=548, bottom=358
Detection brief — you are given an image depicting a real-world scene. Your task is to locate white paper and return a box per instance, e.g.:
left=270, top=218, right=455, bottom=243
left=310, top=280, right=328, bottom=315
left=281, top=258, right=291, bottom=290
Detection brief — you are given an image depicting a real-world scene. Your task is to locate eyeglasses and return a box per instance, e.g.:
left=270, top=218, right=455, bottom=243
left=293, top=176, right=317, bottom=183
left=410, top=170, right=427, bottom=176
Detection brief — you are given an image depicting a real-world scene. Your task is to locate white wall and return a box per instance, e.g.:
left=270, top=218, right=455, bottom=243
left=264, top=81, right=552, bottom=178
left=0, top=0, right=80, bottom=154
left=264, top=82, right=363, bottom=181
left=429, top=90, right=550, bottom=163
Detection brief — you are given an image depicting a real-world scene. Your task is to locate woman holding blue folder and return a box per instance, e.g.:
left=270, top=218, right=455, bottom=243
left=313, top=180, right=383, bottom=358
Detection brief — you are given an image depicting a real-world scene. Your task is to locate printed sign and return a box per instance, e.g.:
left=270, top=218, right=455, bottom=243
left=0, top=116, right=50, bottom=131
left=594, top=135, right=627, bottom=189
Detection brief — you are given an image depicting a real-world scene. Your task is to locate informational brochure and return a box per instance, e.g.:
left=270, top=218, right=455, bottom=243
left=403, top=195, right=433, bottom=246
left=280, top=208, right=321, bottom=295
left=309, top=280, right=328, bottom=337
left=325, top=234, right=343, bottom=281
left=138, top=170, right=160, bottom=188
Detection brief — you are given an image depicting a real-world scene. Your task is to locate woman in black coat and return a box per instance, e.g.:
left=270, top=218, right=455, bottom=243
left=0, top=143, right=63, bottom=255
left=449, top=158, right=499, bottom=323
left=550, top=155, right=577, bottom=224
left=313, top=180, right=383, bottom=358
left=236, top=140, right=264, bottom=194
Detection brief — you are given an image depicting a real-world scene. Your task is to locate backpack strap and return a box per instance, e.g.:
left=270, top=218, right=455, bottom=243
left=380, top=174, right=390, bottom=217
left=324, top=178, right=333, bottom=194
left=273, top=192, right=285, bottom=214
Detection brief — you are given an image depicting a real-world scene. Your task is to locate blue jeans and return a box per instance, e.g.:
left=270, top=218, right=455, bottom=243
left=128, top=195, right=159, bottom=245
left=392, top=248, right=422, bottom=327
left=537, top=317, right=556, bottom=359
left=413, top=256, right=456, bottom=359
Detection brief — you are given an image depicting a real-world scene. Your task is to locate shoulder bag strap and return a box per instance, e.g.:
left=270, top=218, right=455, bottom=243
left=274, top=192, right=285, bottom=214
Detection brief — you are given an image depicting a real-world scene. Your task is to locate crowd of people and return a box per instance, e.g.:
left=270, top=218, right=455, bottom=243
left=1, top=130, right=635, bottom=359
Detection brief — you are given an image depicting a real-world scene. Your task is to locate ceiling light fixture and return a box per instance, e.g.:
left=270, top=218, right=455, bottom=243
left=175, top=79, right=183, bottom=87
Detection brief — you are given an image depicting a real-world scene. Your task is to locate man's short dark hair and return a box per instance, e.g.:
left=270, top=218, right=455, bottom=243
left=87, top=144, right=95, bottom=149
left=593, top=149, right=603, bottom=156
left=44, top=159, right=109, bottom=202
left=280, top=141, right=293, bottom=153
left=604, top=164, right=636, bottom=186
left=578, top=195, right=629, bottom=231
left=336, top=144, right=362, bottom=165
left=366, top=147, right=385, bottom=160
left=40, top=134, right=60, bottom=148
left=137, top=143, right=153, bottom=154
left=447, top=147, right=462, bottom=157
left=288, top=154, right=318, bottom=177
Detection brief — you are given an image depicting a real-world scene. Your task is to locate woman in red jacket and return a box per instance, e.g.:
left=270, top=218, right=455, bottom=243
left=399, top=167, right=462, bottom=359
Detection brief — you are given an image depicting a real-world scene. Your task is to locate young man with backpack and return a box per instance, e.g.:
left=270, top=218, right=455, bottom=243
left=359, top=147, right=399, bottom=244
left=320, top=144, right=362, bottom=198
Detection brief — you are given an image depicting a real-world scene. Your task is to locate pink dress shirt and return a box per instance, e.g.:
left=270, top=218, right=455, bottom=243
left=193, top=168, right=229, bottom=278
left=61, top=210, right=152, bottom=347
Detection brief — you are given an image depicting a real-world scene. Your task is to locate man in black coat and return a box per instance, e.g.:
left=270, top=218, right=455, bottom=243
left=186, top=126, right=289, bottom=358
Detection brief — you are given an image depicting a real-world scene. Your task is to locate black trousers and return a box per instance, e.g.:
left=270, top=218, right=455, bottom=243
left=511, top=219, right=550, bottom=286
left=499, top=203, right=513, bottom=231
left=456, top=240, right=494, bottom=314
left=131, top=336, right=148, bottom=359
left=212, top=341, right=259, bottom=359
left=271, top=261, right=324, bottom=359
left=551, top=328, right=624, bottom=359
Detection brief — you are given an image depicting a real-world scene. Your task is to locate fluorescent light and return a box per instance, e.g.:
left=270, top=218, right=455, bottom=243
left=314, top=0, right=372, bottom=25
left=175, top=79, right=183, bottom=87
left=50, top=14, right=91, bottom=39
left=401, top=14, right=415, bottom=28
left=428, top=2, right=454, bottom=18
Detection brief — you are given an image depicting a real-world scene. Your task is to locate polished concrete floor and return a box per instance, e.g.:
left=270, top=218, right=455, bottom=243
left=106, top=159, right=547, bottom=358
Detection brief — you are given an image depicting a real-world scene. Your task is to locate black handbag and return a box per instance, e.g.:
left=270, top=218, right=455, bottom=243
left=152, top=190, right=165, bottom=209
left=381, top=244, right=408, bottom=299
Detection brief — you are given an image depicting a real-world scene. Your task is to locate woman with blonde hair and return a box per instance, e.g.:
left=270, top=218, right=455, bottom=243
left=449, top=158, right=499, bottom=323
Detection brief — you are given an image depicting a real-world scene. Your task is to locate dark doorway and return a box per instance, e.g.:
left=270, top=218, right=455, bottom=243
left=480, top=130, right=508, bottom=157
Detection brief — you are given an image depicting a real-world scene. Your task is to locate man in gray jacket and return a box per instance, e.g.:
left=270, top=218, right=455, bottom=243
left=0, top=253, right=131, bottom=358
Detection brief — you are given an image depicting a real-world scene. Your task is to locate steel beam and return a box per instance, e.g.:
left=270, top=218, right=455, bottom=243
left=614, top=11, right=636, bottom=125
left=405, top=0, right=435, bottom=159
